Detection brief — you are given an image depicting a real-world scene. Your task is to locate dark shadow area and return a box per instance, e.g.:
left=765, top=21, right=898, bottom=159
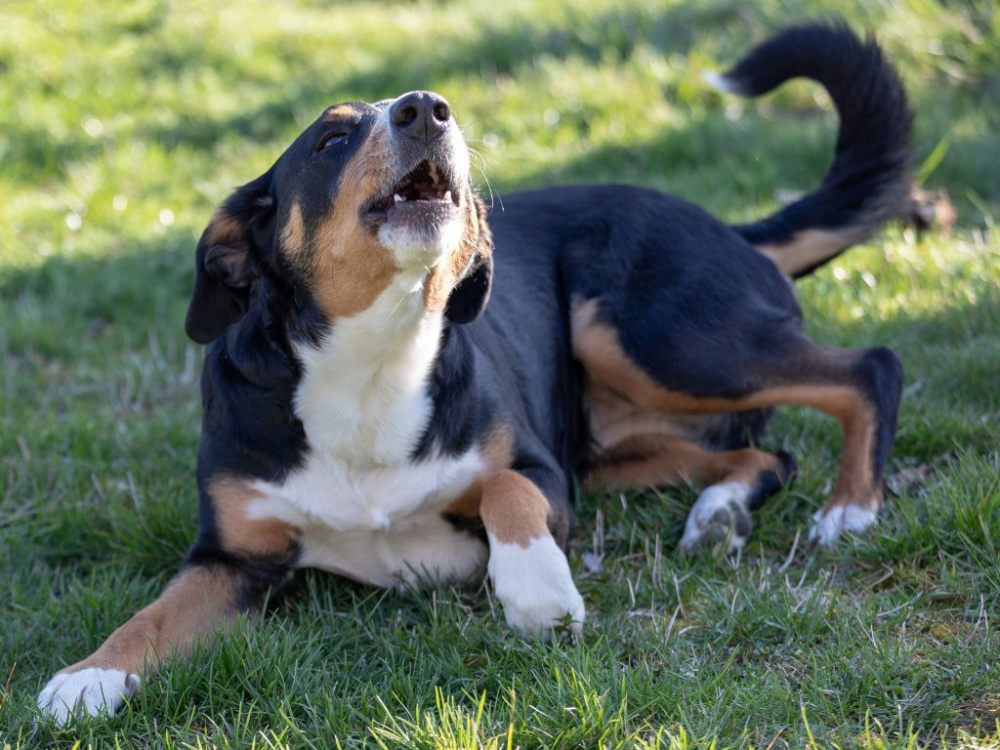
left=1, top=229, right=196, bottom=360
left=334, top=1, right=748, bottom=95
left=0, top=123, right=105, bottom=183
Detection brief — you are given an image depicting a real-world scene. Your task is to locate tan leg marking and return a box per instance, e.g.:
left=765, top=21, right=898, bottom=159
left=443, top=422, right=514, bottom=521
left=589, top=434, right=784, bottom=490
left=58, top=566, right=241, bottom=679
left=755, top=228, right=860, bottom=278
left=480, top=469, right=585, bottom=638
left=38, top=490, right=298, bottom=721
left=479, top=470, right=550, bottom=548
left=588, top=380, right=712, bottom=450
left=210, top=477, right=301, bottom=557
left=572, top=299, right=879, bottom=509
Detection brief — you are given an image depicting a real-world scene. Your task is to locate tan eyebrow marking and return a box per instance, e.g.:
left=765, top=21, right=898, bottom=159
left=324, top=104, right=358, bottom=122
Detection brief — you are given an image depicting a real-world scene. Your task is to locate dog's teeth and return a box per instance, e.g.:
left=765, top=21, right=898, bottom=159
left=394, top=194, right=405, bottom=204
left=443, top=191, right=452, bottom=203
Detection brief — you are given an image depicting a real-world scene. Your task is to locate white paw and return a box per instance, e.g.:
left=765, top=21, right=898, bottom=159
left=680, top=482, right=753, bottom=555
left=488, top=535, right=585, bottom=640
left=808, top=505, right=878, bottom=547
left=37, top=667, right=139, bottom=726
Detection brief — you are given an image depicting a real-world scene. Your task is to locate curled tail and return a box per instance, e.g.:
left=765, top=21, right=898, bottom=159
left=709, top=22, right=913, bottom=279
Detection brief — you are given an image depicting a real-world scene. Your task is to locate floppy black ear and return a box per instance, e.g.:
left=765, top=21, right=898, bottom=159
left=185, top=175, right=271, bottom=344
left=445, top=198, right=494, bottom=325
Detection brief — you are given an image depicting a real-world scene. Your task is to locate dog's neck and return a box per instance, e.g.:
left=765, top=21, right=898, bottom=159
left=292, top=271, right=445, bottom=466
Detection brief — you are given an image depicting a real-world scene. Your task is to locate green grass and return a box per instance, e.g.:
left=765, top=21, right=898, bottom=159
left=1, top=0, right=998, bottom=747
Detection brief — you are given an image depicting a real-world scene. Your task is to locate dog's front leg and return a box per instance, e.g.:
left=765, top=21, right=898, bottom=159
left=480, top=468, right=584, bottom=640
left=37, top=476, right=299, bottom=725
left=37, top=550, right=294, bottom=725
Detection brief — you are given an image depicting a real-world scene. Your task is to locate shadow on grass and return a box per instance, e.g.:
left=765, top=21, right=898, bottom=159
left=127, top=6, right=997, bottom=228
left=9, top=0, right=996, bottom=225
left=2, top=3, right=749, bottom=186
left=3, top=207, right=996, bottom=405
left=131, top=3, right=749, bottom=151
left=1, top=229, right=196, bottom=359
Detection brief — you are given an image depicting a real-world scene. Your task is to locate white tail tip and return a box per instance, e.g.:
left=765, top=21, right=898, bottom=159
left=702, top=71, right=739, bottom=94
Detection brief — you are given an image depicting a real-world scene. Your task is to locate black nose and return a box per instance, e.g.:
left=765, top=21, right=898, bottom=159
left=390, top=91, right=451, bottom=142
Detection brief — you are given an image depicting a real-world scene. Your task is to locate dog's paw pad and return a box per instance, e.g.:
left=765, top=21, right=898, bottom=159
left=37, top=667, right=139, bottom=726
left=808, top=504, right=877, bottom=547
left=488, top=535, right=585, bottom=641
left=680, top=482, right=753, bottom=556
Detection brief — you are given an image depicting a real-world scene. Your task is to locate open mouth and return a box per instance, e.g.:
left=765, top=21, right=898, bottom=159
left=367, top=160, right=461, bottom=222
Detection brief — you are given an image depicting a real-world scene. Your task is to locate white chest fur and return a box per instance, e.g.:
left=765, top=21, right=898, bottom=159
left=251, top=276, right=487, bottom=587
left=293, top=276, right=441, bottom=467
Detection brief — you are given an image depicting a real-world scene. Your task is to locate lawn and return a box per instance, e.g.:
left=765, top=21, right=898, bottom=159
left=1, top=0, right=998, bottom=748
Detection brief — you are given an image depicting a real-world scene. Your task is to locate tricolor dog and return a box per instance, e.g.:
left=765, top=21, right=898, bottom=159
left=39, top=23, right=912, bottom=723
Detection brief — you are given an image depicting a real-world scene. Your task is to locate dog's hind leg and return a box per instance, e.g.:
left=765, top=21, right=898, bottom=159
left=588, top=431, right=797, bottom=554
left=573, top=300, right=903, bottom=550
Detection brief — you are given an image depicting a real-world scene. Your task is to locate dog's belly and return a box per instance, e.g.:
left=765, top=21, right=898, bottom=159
left=250, top=447, right=488, bottom=588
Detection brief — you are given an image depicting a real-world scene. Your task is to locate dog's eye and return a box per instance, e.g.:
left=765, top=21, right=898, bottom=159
left=316, top=132, right=348, bottom=152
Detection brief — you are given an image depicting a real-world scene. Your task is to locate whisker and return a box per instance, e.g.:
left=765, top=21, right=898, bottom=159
left=377, top=288, right=414, bottom=332
left=466, top=146, right=491, bottom=172
left=473, top=165, right=503, bottom=211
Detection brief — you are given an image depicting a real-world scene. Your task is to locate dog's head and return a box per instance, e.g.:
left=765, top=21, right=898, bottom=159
left=185, top=91, right=493, bottom=344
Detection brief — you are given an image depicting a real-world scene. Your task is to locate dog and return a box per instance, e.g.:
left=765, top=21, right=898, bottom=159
left=37, top=22, right=911, bottom=724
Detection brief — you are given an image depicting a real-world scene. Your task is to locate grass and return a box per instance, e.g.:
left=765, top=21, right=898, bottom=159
left=1, top=0, right=998, bottom=747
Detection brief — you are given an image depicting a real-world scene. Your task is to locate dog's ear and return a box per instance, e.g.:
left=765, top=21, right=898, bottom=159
left=445, top=197, right=494, bottom=325
left=185, top=173, right=272, bottom=344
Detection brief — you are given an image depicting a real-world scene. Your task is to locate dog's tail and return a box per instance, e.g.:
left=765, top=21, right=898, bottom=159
left=709, top=22, right=912, bottom=279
